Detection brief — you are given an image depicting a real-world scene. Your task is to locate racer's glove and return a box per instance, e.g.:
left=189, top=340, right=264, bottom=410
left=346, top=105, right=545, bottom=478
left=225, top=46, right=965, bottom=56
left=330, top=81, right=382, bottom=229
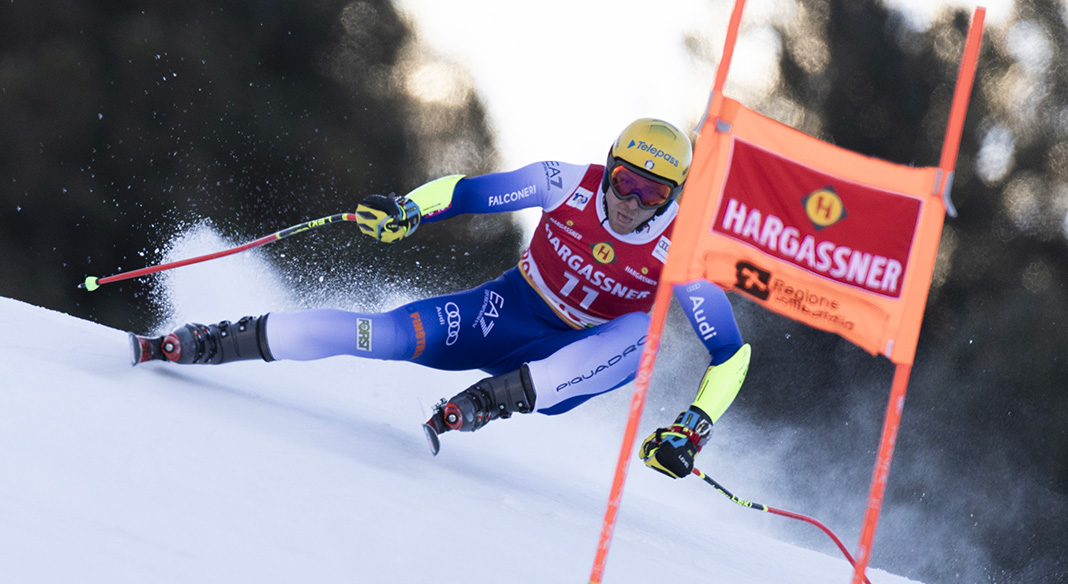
left=356, top=193, right=421, bottom=243
left=640, top=405, right=713, bottom=479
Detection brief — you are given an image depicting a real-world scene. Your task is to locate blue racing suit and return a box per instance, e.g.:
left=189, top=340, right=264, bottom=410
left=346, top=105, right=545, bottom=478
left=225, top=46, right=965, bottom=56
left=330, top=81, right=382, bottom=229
left=265, top=162, right=743, bottom=415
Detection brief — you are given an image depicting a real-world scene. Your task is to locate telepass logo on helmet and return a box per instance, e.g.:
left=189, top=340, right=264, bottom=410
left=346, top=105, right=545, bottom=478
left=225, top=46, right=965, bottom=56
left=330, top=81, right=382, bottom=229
left=602, top=118, right=693, bottom=210
left=625, top=139, right=684, bottom=169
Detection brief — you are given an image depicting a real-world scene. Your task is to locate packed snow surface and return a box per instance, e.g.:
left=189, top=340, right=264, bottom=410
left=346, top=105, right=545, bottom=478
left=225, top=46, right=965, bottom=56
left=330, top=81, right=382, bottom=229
left=0, top=241, right=922, bottom=583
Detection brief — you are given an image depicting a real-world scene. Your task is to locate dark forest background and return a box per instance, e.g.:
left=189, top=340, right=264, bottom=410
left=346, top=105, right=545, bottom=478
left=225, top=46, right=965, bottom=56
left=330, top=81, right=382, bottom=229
left=0, top=0, right=521, bottom=335
left=713, top=2, right=1066, bottom=583
left=0, top=1, right=1064, bottom=583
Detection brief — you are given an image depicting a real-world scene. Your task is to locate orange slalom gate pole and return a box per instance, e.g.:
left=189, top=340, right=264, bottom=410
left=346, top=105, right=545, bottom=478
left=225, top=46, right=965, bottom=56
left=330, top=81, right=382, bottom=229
left=588, top=283, right=673, bottom=584
left=587, top=1, right=748, bottom=581
left=938, top=7, right=986, bottom=185
left=850, top=9, right=984, bottom=584
left=709, top=0, right=748, bottom=110
left=851, top=363, right=913, bottom=584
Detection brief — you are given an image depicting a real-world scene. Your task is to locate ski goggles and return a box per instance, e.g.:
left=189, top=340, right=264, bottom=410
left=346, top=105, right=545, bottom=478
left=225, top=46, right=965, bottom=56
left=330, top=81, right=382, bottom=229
left=607, top=161, right=680, bottom=209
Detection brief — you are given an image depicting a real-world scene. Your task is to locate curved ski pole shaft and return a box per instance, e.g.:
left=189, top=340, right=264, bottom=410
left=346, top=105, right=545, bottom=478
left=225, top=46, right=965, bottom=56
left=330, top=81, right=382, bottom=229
left=692, top=468, right=870, bottom=584
left=79, top=213, right=359, bottom=291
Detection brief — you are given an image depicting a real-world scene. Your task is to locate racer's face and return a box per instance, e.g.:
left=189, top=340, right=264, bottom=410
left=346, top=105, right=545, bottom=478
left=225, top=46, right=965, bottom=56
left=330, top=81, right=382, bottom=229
left=605, top=184, right=659, bottom=234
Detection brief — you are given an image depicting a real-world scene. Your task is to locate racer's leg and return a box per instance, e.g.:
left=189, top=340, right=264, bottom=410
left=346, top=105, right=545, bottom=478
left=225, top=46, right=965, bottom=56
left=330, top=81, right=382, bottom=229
left=264, top=307, right=414, bottom=362
left=265, top=268, right=563, bottom=371
left=523, top=311, right=650, bottom=415
left=425, top=310, right=650, bottom=436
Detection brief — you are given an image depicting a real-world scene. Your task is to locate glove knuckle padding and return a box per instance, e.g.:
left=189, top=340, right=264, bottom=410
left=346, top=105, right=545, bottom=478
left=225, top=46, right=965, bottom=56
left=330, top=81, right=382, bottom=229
left=642, top=406, right=712, bottom=479
left=356, top=193, right=419, bottom=243
left=642, top=428, right=695, bottom=478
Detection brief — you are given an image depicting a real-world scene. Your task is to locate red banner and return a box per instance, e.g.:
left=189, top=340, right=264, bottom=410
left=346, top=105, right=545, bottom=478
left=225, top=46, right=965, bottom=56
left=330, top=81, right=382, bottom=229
left=663, top=98, right=945, bottom=365
left=714, top=139, right=921, bottom=299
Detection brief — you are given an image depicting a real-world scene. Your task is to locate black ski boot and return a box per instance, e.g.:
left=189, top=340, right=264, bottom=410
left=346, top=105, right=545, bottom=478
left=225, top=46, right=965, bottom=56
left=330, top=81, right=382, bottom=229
left=130, top=315, right=275, bottom=366
left=423, top=364, right=536, bottom=455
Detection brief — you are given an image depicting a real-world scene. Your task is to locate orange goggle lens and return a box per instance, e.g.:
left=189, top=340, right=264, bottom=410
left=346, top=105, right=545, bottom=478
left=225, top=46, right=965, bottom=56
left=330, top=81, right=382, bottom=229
left=609, top=163, right=675, bottom=209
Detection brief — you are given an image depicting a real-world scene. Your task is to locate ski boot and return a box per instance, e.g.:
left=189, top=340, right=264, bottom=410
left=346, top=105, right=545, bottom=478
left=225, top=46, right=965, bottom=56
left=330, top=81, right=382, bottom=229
left=423, top=364, right=537, bottom=455
left=130, top=315, right=275, bottom=366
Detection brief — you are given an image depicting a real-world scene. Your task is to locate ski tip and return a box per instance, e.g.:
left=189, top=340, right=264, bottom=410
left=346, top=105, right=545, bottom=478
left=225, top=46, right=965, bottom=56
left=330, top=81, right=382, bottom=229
left=129, top=332, right=166, bottom=366
left=422, top=423, right=441, bottom=456
left=128, top=332, right=143, bottom=366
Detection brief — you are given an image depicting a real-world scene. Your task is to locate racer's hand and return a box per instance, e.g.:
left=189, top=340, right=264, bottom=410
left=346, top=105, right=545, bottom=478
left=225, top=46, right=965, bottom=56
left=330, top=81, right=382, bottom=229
left=640, top=406, right=712, bottom=479
left=356, top=193, right=421, bottom=243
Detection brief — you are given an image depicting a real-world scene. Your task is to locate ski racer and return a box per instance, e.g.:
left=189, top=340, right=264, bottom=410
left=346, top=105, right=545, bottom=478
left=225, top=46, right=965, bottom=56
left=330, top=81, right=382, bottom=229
left=133, top=118, right=752, bottom=475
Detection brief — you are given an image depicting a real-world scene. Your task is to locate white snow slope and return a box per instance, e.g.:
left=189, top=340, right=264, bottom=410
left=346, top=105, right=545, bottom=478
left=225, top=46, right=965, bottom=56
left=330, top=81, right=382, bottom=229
left=0, top=246, right=923, bottom=584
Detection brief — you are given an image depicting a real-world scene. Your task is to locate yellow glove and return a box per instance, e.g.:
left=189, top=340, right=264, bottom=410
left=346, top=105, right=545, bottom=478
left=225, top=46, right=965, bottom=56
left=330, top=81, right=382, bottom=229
left=640, top=406, right=712, bottom=479
left=355, top=193, right=421, bottom=243
left=642, top=345, right=750, bottom=479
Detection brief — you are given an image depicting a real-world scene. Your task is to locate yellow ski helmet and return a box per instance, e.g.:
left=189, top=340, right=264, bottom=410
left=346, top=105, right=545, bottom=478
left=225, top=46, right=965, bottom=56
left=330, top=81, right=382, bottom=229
left=602, top=118, right=693, bottom=209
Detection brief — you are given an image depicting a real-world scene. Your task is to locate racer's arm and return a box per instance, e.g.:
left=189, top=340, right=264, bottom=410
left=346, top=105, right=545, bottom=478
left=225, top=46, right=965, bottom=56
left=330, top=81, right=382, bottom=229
left=640, top=280, right=751, bottom=478
left=355, top=162, right=586, bottom=241
left=423, top=161, right=584, bottom=222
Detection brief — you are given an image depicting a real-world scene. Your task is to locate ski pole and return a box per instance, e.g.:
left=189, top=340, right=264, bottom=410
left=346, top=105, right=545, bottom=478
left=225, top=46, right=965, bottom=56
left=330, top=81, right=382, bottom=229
left=691, top=468, right=871, bottom=584
left=78, top=212, right=359, bottom=291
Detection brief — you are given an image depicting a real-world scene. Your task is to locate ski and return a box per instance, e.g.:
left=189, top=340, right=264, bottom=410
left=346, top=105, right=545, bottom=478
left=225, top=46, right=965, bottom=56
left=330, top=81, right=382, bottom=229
left=128, top=333, right=171, bottom=366
left=422, top=422, right=441, bottom=456
left=130, top=333, right=160, bottom=366
left=422, top=399, right=453, bottom=456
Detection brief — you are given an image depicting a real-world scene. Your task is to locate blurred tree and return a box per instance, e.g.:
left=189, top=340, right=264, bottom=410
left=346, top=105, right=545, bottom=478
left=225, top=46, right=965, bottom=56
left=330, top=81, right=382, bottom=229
left=0, top=0, right=518, bottom=332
